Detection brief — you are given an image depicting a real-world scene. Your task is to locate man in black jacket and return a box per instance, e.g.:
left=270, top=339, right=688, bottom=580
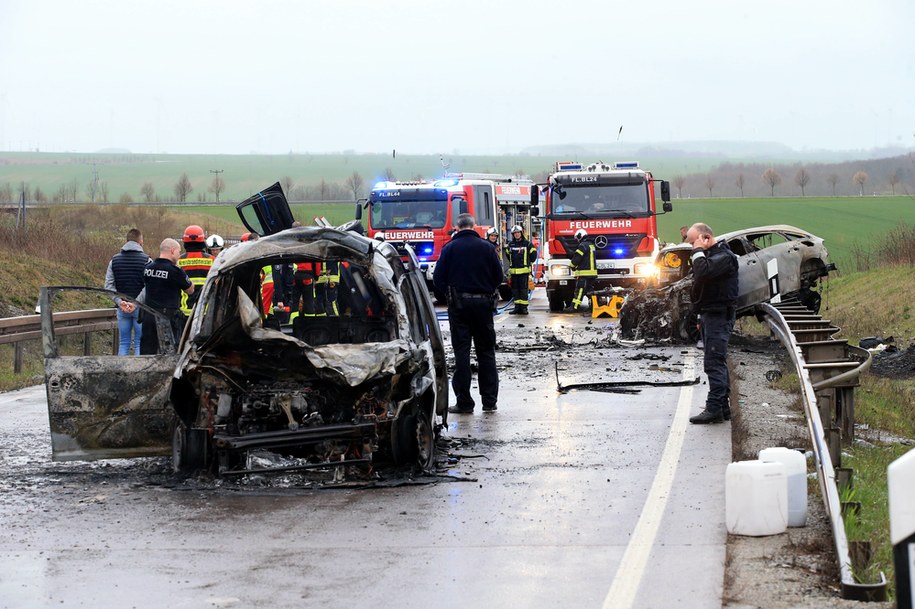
left=433, top=213, right=504, bottom=414
left=138, top=238, right=194, bottom=355
left=685, top=223, right=739, bottom=424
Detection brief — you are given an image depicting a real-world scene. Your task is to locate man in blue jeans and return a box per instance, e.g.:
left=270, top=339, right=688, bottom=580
left=685, top=223, right=739, bottom=424
left=104, top=228, right=151, bottom=355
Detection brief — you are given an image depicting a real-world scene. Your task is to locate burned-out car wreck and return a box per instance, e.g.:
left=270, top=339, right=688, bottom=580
left=42, top=186, right=447, bottom=476
left=620, top=224, right=836, bottom=341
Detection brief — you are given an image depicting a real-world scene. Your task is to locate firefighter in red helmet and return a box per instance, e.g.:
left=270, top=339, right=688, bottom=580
left=177, top=225, right=213, bottom=315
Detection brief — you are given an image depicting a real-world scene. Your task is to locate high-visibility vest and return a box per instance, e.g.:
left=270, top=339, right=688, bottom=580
left=178, top=251, right=214, bottom=315
left=260, top=265, right=274, bottom=315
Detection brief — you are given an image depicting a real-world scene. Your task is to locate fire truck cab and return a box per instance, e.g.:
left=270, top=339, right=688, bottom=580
left=357, top=174, right=529, bottom=302
left=533, top=161, right=671, bottom=312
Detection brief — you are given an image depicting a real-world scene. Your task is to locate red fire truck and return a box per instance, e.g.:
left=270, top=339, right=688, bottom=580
left=532, top=161, right=671, bottom=312
left=356, top=174, right=535, bottom=301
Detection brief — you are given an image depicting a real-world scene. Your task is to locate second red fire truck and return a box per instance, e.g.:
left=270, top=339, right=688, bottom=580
left=532, top=161, right=671, bottom=311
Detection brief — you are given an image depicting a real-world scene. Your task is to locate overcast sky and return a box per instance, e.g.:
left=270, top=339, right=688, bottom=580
left=1, top=0, right=913, bottom=155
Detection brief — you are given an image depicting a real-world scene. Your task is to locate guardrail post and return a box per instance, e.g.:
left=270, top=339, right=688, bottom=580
left=112, top=328, right=118, bottom=355
left=838, top=388, right=856, bottom=444
left=83, top=332, right=91, bottom=356
left=888, top=448, right=915, bottom=609
left=14, top=341, right=22, bottom=373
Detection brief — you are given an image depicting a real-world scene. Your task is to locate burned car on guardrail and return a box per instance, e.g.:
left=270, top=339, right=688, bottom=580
left=42, top=183, right=448, bottom=475
left=619, top=224, right=836, bottom=341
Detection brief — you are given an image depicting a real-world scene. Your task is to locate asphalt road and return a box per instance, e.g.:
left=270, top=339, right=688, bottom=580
left=0, top=291, right=731, bottom=609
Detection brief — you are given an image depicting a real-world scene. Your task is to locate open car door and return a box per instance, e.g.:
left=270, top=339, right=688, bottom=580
left=235, top=182, right=295, bottom=237
left=41, top=287, right=178, bottom=461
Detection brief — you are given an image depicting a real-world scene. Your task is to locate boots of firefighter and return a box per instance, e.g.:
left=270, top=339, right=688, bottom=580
left=509, top=304, right=522, bottom=315
left=520, top=304, right=529, bottom=315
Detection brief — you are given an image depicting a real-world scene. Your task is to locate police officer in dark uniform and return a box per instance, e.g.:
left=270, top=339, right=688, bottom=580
left=686, top=222, right=739, bottom=424
left=139, top=238, right=194, bottom=355
left=507, top=225, right=537, bottom=315
left=433, top=213, right=503, bottom=414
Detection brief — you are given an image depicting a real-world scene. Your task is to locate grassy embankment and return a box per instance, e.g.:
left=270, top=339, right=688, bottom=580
left=736, top=227, right=914, bottom=590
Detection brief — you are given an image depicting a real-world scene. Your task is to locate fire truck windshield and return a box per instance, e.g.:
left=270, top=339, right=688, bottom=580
left=552, top=184, right=649, bottom=217
left=370, top=199, right=448, bottom=230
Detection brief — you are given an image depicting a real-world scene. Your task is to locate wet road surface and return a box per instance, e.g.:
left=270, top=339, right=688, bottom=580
left=0, top=290, right=730, bottom=609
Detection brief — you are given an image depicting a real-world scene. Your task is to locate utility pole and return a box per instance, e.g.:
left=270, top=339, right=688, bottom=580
left=209, top=169, right=224, bottom=203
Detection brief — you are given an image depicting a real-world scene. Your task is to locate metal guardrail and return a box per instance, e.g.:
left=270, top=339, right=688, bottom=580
left=760, top=300, right=886, bottom=601
left=0, top=308, right=117, bottom=371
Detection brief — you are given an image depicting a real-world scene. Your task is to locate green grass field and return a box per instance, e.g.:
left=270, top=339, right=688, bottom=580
left=0, top=151, right=719, bottom=203
left=657, top=196, right=915, bottom=270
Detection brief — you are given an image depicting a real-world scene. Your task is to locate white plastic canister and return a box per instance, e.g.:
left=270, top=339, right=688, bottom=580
left=759, top=447, right=808, bottom=527
left=726, top=460, right=788, bottom=536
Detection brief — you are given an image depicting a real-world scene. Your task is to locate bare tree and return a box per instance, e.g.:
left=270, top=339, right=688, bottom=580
left=319, top=179, right=328, bottom=201
left=735, top=173, right=745, bottom=197
left=208, top=176, right=226, bottom=202
left=827, top=174, right=839, bottom=196
left=281, top=175, right=295, bottom=195
left=99, top=182, right=110, bottom=203
left=345, top=171, right=364, bottom=200
left=33, top=186, right=47, bottom=204
left=174, top=173, right=193, bottom=203
left=794, top=168, right=810, bottom=196
left=704, top=175, right=715, bottom=197
left=140, top=182, right=156, bottom=203
left=761, top=168, right=781, bottom=196
left=673, top=175, right=686, bottom=198
left=0, top=183, right=11, bottom=204
left=888, top=169, right=902, bottom=195
left=383, top=168, right=396, bottom=181
left=67, top=178, right=80, bottom=203
left=853, top=171, right=868, bottom=196
left=119, top=193, right=132, bottom=204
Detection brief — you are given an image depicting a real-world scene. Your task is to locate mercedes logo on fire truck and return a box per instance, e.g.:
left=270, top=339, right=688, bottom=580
left=594, top=235, right=609, bottom=249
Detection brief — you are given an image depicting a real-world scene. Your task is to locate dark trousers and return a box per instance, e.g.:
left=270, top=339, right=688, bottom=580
left=572, top=275, right=594, bottom=308
left=700, top=309, right=736, bottom=415
left=510, top=272, right=529, bottom=305
left=448, top=297, right=498, bottom=410
left=139, top=311, right=186, bottom=355
left=291, top=272, right=316, bottom=316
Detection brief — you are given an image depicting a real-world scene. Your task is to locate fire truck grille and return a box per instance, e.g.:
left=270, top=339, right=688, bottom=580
left=557, top=234, right=646, bottom=259
left=389, top=241, right=434, bottom=258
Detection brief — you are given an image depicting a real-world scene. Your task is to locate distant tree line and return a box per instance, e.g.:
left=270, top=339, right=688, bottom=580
left=669, top=153, right=914, bottom=198
left=1, top=169, right=378, bottom=205
left=3, top=155, right=913, bottom=205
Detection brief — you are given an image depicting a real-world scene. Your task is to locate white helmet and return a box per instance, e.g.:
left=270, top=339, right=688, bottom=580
left=205, top=234, right=224, bottom=248
left=574, top=229, right=588, bottom=241
left=485, top=227, right=498, bottom=236
left=511, top=225, right=523, bottom=233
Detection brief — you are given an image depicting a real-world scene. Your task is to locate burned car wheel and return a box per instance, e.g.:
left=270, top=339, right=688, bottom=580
left=392, top=404, right=436, bottom=469
left=172, top=421, right=209, bottom=474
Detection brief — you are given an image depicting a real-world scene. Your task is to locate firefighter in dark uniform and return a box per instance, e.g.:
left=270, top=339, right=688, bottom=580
left=433, top=213, right=504, bottom=414
left=507, top=224, right=537, bottom=315
left=569, top=228, right=597, bottom=311
left=317, top=260, right=341, bottom=316
left=177, top=225, right=213, bottom=317
left=138, top=238, right=193, bottom=355
left=686, top=222, right=739, bottom=424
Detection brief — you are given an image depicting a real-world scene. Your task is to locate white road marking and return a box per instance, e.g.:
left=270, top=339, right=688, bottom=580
left=601, top=352, right=696, bottom=609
